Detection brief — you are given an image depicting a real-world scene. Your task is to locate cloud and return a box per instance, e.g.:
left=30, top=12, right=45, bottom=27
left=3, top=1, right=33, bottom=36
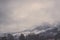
left=0, top=0, right=57, bottom=32
left=50, top=0, right=60, bottom=22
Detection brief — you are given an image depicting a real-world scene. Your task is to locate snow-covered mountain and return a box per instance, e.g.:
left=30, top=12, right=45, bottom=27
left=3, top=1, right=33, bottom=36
left=0, top=23, right=59, bottom=38
left=11, top=23, right=58, bottom=36
left=21, top=23, right=53, bottom=34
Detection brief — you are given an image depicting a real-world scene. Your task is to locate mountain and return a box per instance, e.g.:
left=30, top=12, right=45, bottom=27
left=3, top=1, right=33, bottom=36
left=11, top=23, right=56, bottom=35
left=0, top=23, right=60, bottom=38
left=22, top=23, right=53, bottom=33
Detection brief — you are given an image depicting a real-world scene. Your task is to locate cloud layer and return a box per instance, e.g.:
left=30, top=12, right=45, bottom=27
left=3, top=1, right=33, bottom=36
left=0, top=0, right=59, bottom=32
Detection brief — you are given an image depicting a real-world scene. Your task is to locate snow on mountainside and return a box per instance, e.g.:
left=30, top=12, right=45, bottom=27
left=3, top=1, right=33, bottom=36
left=0, top=23, right=59, bottom=37
left=12, top=23, right=58, bottom=36
left=11, top=27, right=58, bottom=37
left=21, top=23, right=53, bottom=34
left=9, top=23, right=57, bottom=36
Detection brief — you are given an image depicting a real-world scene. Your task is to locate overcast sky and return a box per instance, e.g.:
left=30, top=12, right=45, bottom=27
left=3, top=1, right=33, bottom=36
left=0, top=0, right=60, bottom=32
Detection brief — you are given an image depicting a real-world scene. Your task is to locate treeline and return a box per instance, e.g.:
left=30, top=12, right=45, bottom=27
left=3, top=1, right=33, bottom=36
left=0, top=31, right=60, bottom=40
left=19, top=31, right=60, bottom=40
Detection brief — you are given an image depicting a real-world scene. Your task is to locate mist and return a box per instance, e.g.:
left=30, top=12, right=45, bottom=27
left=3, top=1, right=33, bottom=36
left=0, top=0, right=60, bottom=32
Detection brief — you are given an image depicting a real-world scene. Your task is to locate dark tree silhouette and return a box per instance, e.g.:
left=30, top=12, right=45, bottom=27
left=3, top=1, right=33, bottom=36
left=19, top=34, right=26, bottom=40
left=7, top=34, right=14, bottom=40
left=1, top=37, right=7, bottom=40
left=55, top=31, right=60, bottom=40
left=26, top=33, right=41, bottom=40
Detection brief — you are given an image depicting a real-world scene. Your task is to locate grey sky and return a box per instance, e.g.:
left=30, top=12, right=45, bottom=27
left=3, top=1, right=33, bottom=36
left=0, top=0, right=60, bottom=32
